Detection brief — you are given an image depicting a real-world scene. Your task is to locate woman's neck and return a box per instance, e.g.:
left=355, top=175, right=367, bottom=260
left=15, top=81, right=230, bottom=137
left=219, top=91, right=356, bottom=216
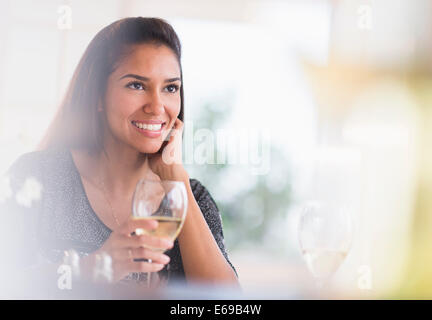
left=72, top=144, right=159, bottom=197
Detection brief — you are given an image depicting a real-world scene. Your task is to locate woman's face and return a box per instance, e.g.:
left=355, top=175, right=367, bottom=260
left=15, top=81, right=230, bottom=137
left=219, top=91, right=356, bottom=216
left=102, top=43, right=181, bottom=154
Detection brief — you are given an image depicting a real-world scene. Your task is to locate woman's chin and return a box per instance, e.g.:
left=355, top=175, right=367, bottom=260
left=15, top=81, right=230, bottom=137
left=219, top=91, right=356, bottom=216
left=136, top=144, right=163, bottom=154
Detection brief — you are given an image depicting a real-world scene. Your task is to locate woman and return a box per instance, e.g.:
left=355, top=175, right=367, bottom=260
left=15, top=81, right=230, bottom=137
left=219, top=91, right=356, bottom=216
left=1, top=17, right=238, bottom=290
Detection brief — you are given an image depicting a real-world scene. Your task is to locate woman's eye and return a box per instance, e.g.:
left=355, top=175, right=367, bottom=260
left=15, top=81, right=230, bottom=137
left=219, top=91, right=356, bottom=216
left=165, top=84, right=179, bottom=93
left=126, top=82, right=144, bottom=90
left=126, top=82, right=179, bottom=93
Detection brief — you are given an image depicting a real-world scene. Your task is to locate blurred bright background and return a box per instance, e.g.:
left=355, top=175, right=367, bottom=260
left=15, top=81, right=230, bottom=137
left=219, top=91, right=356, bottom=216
left=1, top=0, right=432, bottom=298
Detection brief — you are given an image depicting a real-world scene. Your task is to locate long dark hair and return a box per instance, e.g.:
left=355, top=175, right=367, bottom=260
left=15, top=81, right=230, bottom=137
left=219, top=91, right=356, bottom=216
left=38, top=17, right=184, bottom=152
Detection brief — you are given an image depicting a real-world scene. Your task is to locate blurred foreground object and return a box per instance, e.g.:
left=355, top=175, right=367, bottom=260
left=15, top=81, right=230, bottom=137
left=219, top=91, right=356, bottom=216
left=300, top=0, right=432, bottom=298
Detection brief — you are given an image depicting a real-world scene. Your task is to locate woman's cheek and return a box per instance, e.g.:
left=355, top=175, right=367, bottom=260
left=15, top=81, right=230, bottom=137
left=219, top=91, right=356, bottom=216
left=167, top=101, right=181, bottom=119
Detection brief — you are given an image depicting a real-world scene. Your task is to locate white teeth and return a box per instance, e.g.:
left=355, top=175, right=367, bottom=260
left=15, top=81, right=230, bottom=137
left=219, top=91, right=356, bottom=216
left=133, top=122, right=162, bottom=131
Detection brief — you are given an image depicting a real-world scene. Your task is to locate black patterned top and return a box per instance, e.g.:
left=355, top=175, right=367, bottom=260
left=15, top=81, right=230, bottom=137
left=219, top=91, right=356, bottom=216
left=0, top=147, right=236, bottom=285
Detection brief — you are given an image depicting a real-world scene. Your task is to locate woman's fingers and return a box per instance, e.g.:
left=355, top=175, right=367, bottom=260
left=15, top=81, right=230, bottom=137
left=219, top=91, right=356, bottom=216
left=161, top=119, right=183, bottom=165
left=111, top=247, right=171, bottom=264
left=137, top=234, right=174, bottom=251
left=112, top=260, right=165, bottom=282
left=174, top=118, right=184, bottom=131
left=118, top=217, right=158, bottom=236
left=118, top=260, right=165, bottom=274
left=171, top=119, right=184, bottom=141
left=112, top=234, right=174, bottom=251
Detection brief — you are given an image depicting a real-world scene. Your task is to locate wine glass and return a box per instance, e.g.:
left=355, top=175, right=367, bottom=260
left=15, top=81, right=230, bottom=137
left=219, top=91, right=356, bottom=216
left=132, top=179, right=188, bottom=288
left=298, top=201, right=353, bottom=289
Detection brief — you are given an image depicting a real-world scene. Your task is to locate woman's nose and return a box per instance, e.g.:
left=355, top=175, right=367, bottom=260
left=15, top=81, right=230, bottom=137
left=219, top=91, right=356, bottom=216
left=143, top=91, right=164, bottom=115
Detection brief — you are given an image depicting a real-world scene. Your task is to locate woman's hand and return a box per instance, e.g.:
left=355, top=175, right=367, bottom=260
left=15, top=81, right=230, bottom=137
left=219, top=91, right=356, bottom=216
left=147, top=118, right=188, bottom=181
left=80, top=216, right=173, bottom=283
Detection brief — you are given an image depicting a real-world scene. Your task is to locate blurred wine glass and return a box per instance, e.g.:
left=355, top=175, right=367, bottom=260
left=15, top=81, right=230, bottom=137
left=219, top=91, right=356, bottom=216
left=298, top=202, right=353, bottom=288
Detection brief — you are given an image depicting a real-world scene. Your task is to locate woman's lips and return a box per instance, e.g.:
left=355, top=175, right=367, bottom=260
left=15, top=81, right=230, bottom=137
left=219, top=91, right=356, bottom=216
left=131, top=121, right=166, bottom=138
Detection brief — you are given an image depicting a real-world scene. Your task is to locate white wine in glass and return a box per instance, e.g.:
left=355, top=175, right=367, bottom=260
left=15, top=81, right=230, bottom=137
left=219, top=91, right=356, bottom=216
left=133, top=216, right=183, bottom=251
left=298, top=202, right=352, bottom=288
left=301, top=248, right=348, bottom=280
left=132, top=179, right=188, bottom=287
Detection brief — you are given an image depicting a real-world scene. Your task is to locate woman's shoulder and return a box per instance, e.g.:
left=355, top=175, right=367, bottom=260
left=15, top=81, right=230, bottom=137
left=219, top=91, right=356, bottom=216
left=189, top=178, right=211, bottom=199
left=5, top=147, right=72, bottom=184
left=9, top=147, right=67, bottom=165
left=189, top=178, right=220, bottom=213
left=1, top=148, right=72, bottom=223
left=189, top=178, right=202, bottom=192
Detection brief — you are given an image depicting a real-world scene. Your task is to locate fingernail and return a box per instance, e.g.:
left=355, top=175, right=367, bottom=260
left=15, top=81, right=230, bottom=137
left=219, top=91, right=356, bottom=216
left=164, top=240, right=174, bottom=248
left=163, top=255, right=170, bottom=263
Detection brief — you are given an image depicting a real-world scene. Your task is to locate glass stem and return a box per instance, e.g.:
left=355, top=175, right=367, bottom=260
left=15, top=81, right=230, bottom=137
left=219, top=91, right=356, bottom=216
left=147, top=259, right=152, bottom=288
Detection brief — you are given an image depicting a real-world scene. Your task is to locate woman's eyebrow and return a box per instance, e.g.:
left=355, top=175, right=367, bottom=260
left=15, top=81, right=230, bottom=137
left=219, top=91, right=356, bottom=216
left=119, top=74, right=181, bottom=83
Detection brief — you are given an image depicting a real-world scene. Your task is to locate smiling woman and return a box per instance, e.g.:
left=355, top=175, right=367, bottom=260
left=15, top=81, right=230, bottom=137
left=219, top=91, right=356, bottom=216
left=0, top=17, right=238, bottom=295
